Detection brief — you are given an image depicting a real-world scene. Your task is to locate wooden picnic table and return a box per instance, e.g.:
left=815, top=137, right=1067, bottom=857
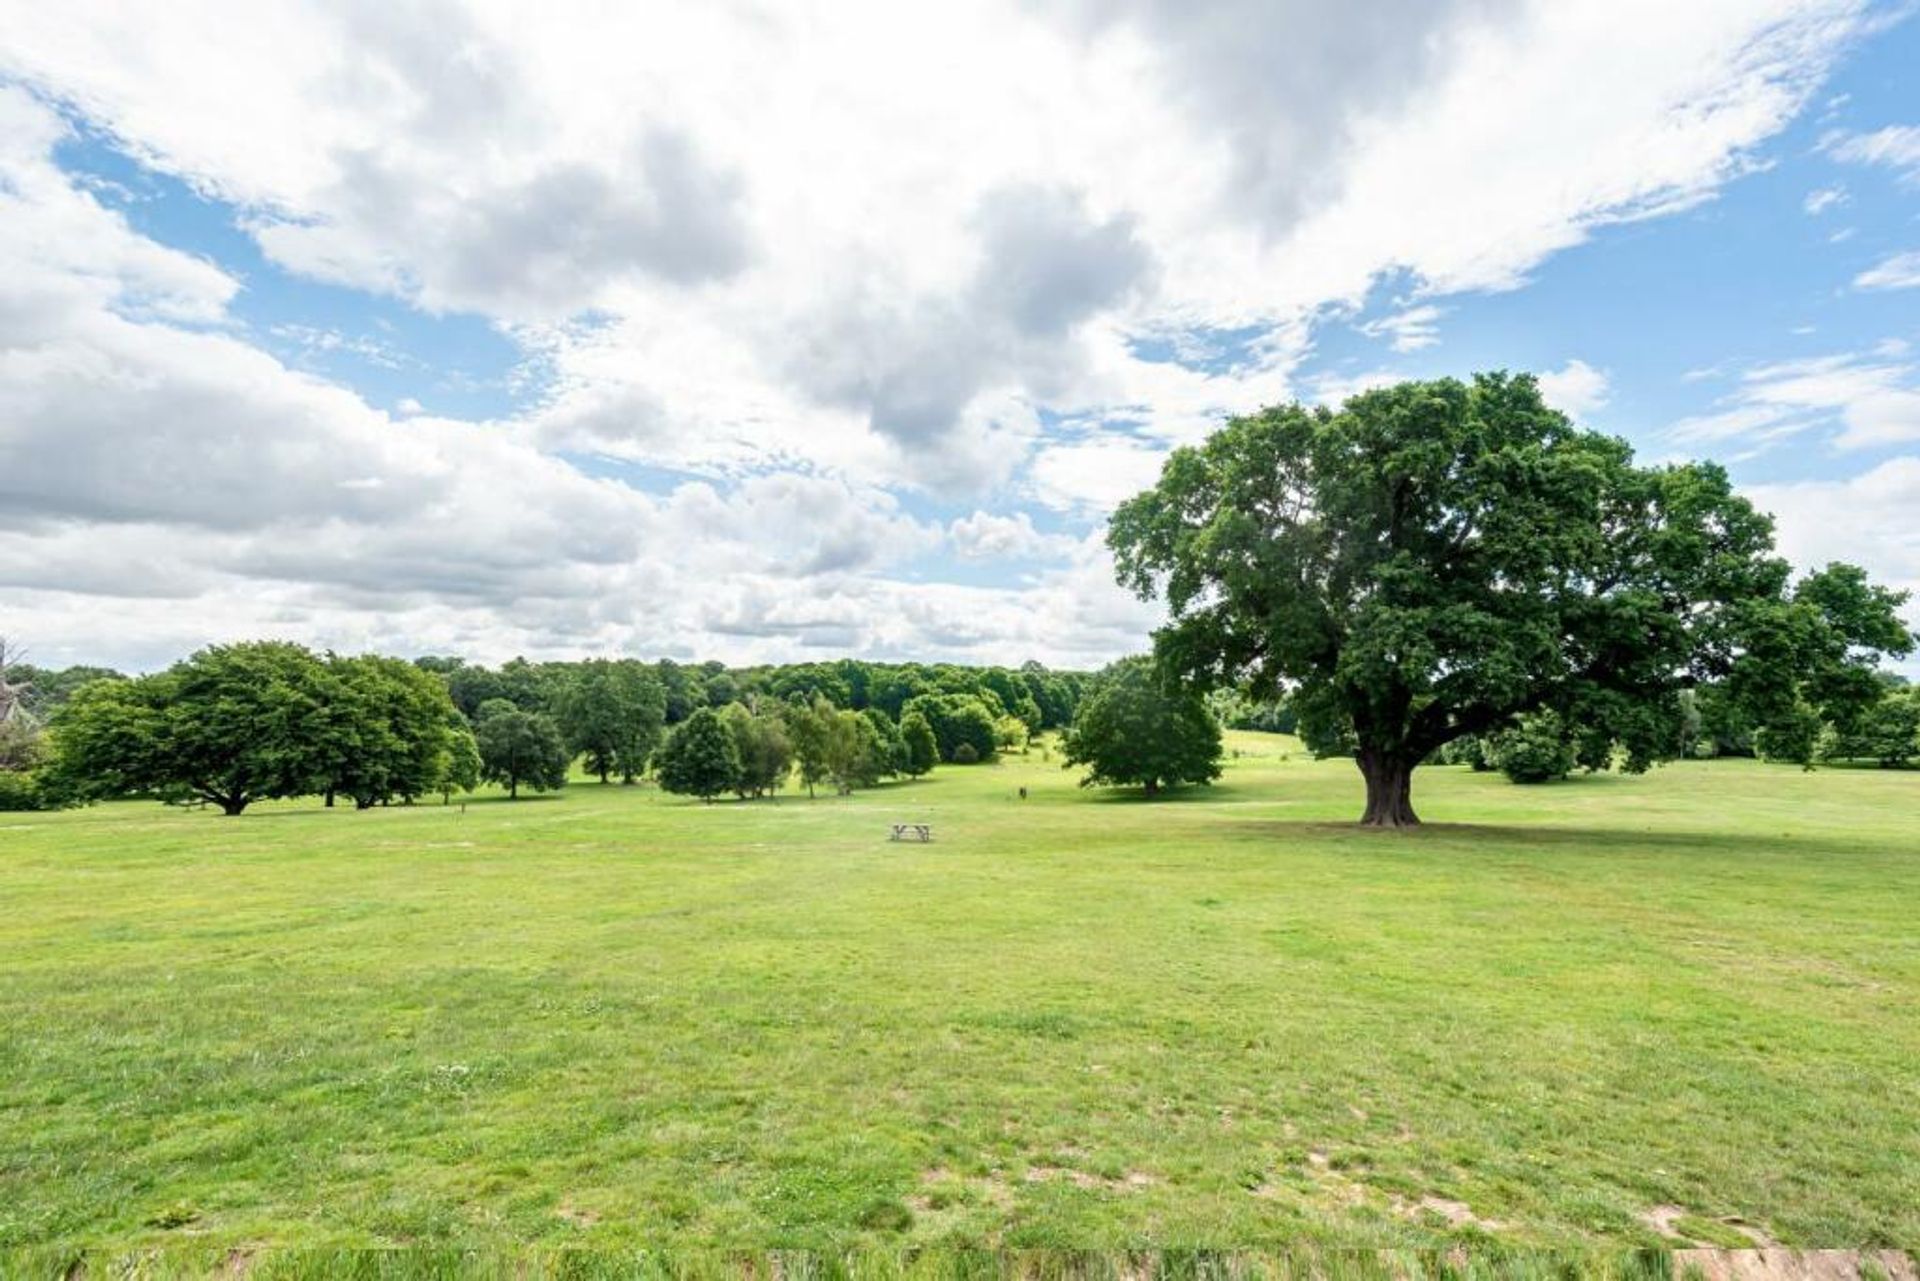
left=889, top=822, right=933, bottom=842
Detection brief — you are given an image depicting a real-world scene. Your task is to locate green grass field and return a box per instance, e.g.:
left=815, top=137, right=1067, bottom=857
left=3, top=736, right=1917, bottom=1264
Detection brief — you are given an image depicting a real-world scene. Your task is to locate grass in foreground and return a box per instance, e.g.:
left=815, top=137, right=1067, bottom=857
left=1, top=737, right=1916, bottom=1256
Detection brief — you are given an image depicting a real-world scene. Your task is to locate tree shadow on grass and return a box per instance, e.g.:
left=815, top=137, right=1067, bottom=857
left=1221, top=818, right=1830, bottom=860
left=1073, top=784, right=1237, bottom=806
left=228, top=792, right=570, bottom=818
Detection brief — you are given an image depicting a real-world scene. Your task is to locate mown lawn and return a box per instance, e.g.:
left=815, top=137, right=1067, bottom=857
left=2, top=735, right=1916, bottom=1263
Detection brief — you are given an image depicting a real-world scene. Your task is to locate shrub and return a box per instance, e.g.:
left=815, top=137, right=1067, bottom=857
left=0, top=769, right=49, bottom=811
left=1436, top=735, right=1492, bottom=771
left=1822, top=688, right=1919, bottom=768
left=1492, top=713, right=1575, bottom=784
left=951, top=742, right=980, bottom=765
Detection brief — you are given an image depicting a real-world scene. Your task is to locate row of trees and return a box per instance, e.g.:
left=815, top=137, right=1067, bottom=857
left=1439, top=676, right=1920, bottom=784
left=654, top=699, right=943, bottom=802
left=4, top=636, right=1078, bottom=812
left=429, top=655, right=1085, bottom=739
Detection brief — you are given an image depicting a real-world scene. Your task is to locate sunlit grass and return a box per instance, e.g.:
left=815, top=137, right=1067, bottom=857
left=2, top=736, right=1915, bottom=1260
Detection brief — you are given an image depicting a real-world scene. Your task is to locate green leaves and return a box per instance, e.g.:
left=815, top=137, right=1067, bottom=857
left=655, top=706, right=742, bottom=801
left=554, top=658, right=667, bottom=783
left=50, top=641, right=350, bottom=814
left=1108, top=372, right=1915, bottom=822
left=1060, top=656, right=1222, bottom=795
left=472, top=700, right=570, bottom=799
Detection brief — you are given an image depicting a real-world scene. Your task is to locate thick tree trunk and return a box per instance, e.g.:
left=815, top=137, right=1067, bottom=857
left=324, top=787, right=335, bottom=808
left=509, top=777, right=519, bottom=800
left=1356, top=749, right=1420, bottom=828
left=218, top=794, right=249, bottom=817
left=1143, top=778, right=1161, bottom=798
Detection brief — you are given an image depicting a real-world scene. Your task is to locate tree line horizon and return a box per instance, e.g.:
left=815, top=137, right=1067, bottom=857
left=4, top=372, right=1915, bottom=825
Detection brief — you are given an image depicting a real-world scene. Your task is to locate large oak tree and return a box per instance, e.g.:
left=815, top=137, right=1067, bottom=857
left=50, top=642, right=338, bottom=815
left=1108, top=374, right=1912, bottom=827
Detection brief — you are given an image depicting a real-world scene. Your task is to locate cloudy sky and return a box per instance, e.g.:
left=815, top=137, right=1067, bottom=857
left=2, top=1, right=1918, bottom=672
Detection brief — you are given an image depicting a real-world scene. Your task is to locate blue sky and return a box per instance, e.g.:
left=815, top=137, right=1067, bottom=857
left=1, top=1, right=1917, bottom=671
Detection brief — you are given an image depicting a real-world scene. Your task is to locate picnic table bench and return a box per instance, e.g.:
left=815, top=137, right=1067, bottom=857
left=889, top=822, right=933, bottom=842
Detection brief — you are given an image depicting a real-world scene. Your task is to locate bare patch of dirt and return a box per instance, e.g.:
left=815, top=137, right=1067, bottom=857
left=917, top=1165, right=1014, bottom=1211
left=1644, top=1205, right=1692, bottom=1239
left=1644, top=1205, right=1781, bottom=1248
left=1674, top=1250, right=1918, bottom=1281
left=1399, top=1194, right=1503, bottom=1232
left=1021, top=1163, right=1157, bottom=1192
left=1293, top=1149, right=1367, bottom=1208
left=554, top=1199, right=600, bottom=1227
left=1721, top=1217, right=1780, bottom=1248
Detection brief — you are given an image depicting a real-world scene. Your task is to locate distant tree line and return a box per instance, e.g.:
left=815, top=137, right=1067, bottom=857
left=2, top=642, right=1093, bottom=813
left=1432, top=672, right=1920, bottom=784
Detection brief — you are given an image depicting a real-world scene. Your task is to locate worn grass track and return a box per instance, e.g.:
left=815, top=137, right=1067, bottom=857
left=2, top=735, right=1916, bottom=1258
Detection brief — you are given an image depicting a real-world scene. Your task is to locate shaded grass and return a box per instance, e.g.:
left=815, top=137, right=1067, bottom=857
left=0, top=740, right=1916, bottom=1257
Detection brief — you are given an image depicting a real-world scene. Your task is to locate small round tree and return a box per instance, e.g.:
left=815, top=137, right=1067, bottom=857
left=1491, top=713, right=1576, bottom=784
left=473, top=699, right=571, bottom=800
left=1060, top=656, right=1223, bottom=797
left=900, top=711, right=938, bottom=778
left=656, top=706, right=741, bottom=802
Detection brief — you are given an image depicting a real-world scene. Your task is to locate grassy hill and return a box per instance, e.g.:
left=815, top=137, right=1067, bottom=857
left=2, top=735, right=1916, bottom=1261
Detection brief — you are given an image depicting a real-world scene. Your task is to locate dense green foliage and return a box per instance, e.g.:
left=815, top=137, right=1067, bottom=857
left=41, top=642, right=480, bottom=814
left=26, top=644, right=1089, bottom=812
left=471, top=700, right=570, bottom=800
left=1110, top=373, right=1913, bottom=825
left=3, top=739, right=1917, bottom=1252
left=1060, top=656, right=1223, bottom=795
left=430, top=655, right=1086, bottom=736
left=655, top=707, right=742, bottom=801
left=900, top=711, right=939, bottom=778
left=1824, top=683, right=1919, bottom=768
left=1490, top=712, right=1577, bottom=784
left=50, top=642, right=347, bottom=815
left=1207, top=689, right=1298, bottom=735
left=722, top=702, right=793, bottom=798
left=553, top=658, right=667, bottom=783
left=319, top=655, right=469, bottom=809
left=902, top=692, right=999, bottom=764
left=0, top=651, right=123, bottom=722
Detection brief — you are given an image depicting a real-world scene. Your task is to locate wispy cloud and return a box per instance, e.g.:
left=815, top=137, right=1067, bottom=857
left=1670, top=348, right=1920, bottom=453
left=1802, top=185, right=1848, bottom=215
left=1823, top=123, right=1920, bottom=181
left=1855, top=250, right=1920, bottom=291
left=1359, top=304, right=1445, bottom=353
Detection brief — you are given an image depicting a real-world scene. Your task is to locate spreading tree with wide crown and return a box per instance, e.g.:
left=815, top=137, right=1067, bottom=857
left=1108, top=373, right=1912, bottom=827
